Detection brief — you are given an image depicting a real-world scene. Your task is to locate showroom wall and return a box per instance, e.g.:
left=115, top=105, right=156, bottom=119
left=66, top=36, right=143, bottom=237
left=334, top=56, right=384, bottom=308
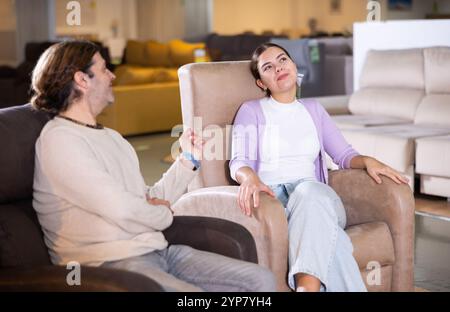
left=0, top=0, right=16, bottom=65
left=212, top=0, right=450, bottom=37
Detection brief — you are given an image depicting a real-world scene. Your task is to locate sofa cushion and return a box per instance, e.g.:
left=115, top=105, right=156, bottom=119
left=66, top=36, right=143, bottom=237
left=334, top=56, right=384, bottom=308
left=341, top=127, right=414, bottom=173
left=169, top=39, right=205, bottom=67
left=0, top=200, right=51, bottom=267
left=424, top=47, right=450, bottom=94
left=348, top=88, right=424, bottom=121
left=144, top=40, right=171, bottom=67
left=360, top=265, right=392, bottom=292
left=341, top=124, right=450, bottom=172
left=113, top=66, right=178, bottom=86
left=124, top=40, right=147, bottom=66
left=346, top=222, right=395, bottom=270
left=0, top=105, right=50, bottom=203
left=415, top=94, right=450, bottom=127
left=332, top=114, right=411, bottom=129
left=359, top=49, right=424, bottom=90
left=416, top=135, right=450, bottom=177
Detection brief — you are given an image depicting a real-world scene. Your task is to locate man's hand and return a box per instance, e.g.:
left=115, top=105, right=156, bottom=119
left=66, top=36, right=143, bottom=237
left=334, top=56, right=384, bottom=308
left=179, top=128, right=204, bottom=161
left=146, top=195, right=173, bottom=213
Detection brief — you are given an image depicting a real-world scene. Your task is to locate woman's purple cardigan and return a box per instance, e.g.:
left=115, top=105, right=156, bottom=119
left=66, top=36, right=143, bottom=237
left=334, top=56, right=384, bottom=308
left=229, top=98, right=360, bottom=184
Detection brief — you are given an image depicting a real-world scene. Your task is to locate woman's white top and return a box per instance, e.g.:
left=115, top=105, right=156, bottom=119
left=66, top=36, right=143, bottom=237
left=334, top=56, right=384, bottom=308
left=258, top=96, right=320, bottom=185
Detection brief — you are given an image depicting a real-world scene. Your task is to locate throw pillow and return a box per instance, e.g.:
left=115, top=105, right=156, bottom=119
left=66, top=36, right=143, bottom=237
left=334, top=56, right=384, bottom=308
left=124, top=40, right=147, bottom=66
left=113, top=66, right=157, bottom=86
left=144, top=40, right=172, bottom=67
left=113, top=66, right=179, bottom=86
left=169, top=39, right=206, bottom=67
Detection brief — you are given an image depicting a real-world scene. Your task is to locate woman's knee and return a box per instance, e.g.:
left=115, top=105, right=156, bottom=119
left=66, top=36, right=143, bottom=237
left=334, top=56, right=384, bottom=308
left=289, top=182, right=346, bottom=225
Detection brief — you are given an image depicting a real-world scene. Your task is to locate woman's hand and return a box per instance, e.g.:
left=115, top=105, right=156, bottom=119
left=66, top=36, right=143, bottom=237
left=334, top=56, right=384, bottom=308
left=363, top=156, right=409, bottom=185
left=238, top=173, right=275, bottom=217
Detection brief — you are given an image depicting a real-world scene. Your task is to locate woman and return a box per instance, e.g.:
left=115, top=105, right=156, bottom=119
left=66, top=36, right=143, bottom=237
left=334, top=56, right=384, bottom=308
left=229, top=43, right=409, bottom=292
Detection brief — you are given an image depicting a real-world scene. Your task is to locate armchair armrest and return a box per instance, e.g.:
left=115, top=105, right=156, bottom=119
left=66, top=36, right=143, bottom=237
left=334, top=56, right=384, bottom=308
left=0, top=266, right=163, bottom=292
left=328, top=169, right=415, bottom=291
left=163, top=216, right=257, bottom=263
left=172, top=186, right=290, bottom=291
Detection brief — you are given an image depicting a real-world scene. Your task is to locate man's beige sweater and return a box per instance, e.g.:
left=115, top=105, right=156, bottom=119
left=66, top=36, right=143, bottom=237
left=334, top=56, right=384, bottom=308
left=33, top=117, right=197, bottom=266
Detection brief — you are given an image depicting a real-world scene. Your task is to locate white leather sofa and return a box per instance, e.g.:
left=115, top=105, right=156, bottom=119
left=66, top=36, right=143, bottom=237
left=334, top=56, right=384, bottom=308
left=416, top=135, right=450, bottom=198
left=324, top=47, right=450, bottom=195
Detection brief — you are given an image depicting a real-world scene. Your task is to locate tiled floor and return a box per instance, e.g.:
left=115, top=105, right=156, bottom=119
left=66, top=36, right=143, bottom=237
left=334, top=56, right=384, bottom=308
left=127, top=131, right=450, bottom=292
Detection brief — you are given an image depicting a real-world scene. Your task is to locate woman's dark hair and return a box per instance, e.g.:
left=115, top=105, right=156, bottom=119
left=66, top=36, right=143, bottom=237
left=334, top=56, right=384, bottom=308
left=31, top=40, right=100, bottom=114
left=250, top=42, right=293, bottom=96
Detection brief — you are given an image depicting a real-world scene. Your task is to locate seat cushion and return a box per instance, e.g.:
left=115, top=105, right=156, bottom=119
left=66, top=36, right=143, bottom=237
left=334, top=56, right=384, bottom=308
left=346, top=221, right=395, bottom=270
left=360, top=265, right=393, bottom=292
left=416, top=135, right=450, bottom=177
left=341, top=124, right=450, bottom=172
left=415, top=94, right=450, bottom=128
left=333, top=114, right=411, bottom=129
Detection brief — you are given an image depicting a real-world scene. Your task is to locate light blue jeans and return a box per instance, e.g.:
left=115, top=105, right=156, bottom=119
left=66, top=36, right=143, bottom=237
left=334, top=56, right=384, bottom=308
left=270, top=178, right=367, bottom=292
left=101, top=244, right=276, bottom=292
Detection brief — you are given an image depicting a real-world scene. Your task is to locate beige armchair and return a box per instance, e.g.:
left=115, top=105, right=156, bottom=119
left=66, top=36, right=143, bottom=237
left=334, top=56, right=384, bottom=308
left=173, top=61, right=415, bottom=292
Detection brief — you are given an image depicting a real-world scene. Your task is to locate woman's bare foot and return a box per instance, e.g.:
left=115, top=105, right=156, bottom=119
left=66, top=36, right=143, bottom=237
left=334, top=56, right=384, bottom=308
left=295, top=273, right=321, bottom=292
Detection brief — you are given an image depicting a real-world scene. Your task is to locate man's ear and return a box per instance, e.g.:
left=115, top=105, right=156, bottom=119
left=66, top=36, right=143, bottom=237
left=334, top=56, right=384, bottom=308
left=73, top=71, right=89, bottom=91
left=256, top=79, right=267, bottom=91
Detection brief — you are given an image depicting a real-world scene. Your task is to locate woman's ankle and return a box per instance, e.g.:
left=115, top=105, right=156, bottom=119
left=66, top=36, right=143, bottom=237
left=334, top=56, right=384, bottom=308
left=295, top=273, right=321, bottom=292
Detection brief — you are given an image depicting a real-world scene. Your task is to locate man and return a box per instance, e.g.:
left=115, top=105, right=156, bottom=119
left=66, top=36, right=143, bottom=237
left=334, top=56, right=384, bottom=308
left=31, top=40, right=275, bottom=292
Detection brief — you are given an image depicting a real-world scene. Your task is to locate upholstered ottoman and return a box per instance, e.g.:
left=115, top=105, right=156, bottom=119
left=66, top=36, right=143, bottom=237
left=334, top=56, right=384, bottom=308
left=416, top=135, right=450, bottom=198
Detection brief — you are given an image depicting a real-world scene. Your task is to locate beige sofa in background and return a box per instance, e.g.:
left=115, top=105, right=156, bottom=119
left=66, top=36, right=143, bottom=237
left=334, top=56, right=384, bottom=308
left=98, top=82, right=182, bottom=136
left=324, top=47, right=450, bottom=194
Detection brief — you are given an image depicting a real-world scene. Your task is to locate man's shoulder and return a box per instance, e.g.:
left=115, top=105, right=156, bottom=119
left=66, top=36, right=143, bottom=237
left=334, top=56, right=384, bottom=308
left=37, top=118, right=100, bottom=149
left=39, top=118, right=80, bottom=138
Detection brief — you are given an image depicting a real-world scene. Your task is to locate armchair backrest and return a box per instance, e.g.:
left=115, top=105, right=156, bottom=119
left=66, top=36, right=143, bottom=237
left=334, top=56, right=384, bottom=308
left=0, top=104, right=51, bottom=268
left=178, top=61, right=264, bottom=188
